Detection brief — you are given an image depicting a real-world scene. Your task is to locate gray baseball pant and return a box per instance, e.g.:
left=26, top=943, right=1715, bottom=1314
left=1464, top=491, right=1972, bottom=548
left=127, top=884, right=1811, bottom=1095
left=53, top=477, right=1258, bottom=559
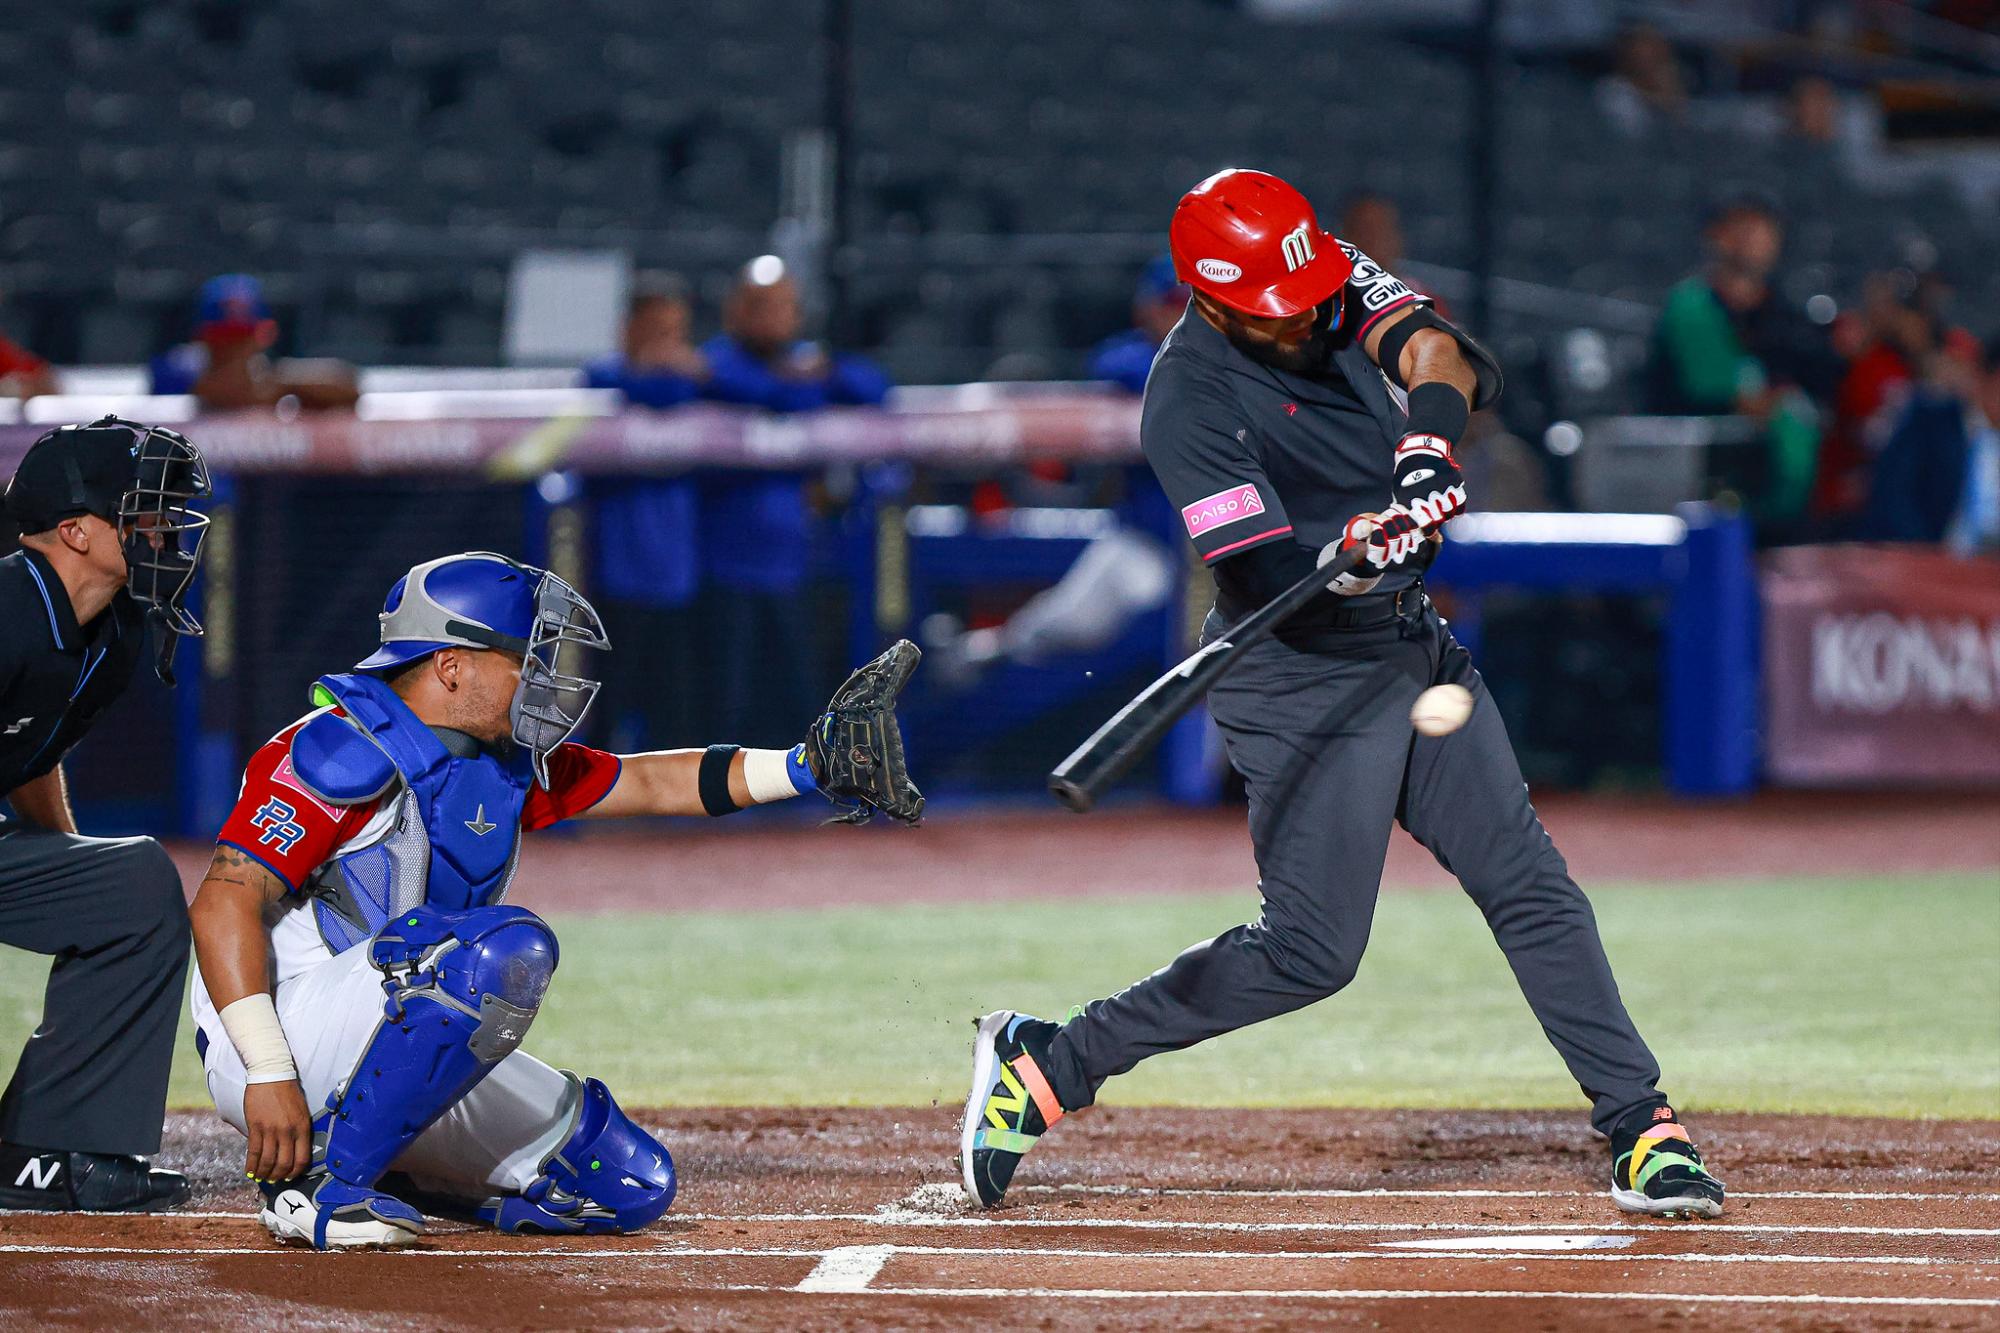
left=1042, top=600, right=1668, bottom=1137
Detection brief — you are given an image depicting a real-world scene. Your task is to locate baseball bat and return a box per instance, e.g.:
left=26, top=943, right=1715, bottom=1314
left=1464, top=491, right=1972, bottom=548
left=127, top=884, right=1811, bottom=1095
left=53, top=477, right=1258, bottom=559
left=1047, top=540, right=1372, bottom=812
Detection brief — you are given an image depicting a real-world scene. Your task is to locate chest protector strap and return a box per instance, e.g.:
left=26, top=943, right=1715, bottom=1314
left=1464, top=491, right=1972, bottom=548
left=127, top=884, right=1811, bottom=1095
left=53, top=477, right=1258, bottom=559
left=302, top=673, right=535, bottom=951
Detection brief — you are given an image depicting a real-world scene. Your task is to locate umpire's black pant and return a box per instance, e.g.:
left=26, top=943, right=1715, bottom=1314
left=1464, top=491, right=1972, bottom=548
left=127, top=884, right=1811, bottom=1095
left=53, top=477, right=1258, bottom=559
left=0, top=822, right=189, bottom=1156
left=1044, top=599, right=1668, bottom=1137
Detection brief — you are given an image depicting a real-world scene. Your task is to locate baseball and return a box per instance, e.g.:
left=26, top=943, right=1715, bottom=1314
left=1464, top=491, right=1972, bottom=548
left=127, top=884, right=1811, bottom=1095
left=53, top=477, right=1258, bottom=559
left=1410, top=683, right=1474, bottom=737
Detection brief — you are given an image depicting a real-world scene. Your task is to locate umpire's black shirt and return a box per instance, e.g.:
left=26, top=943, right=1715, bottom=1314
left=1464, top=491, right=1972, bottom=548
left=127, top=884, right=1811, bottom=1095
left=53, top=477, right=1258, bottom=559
left=0, top=548, right=147, bottom=798
left=1141, top=243, right=1433, bottom=624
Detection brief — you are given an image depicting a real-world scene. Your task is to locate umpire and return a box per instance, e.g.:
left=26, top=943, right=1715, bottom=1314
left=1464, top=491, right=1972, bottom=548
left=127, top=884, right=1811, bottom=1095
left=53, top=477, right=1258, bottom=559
left=965, top=170, right=1724, bottom=1221
left=0, top=417, right=211, bottom=1211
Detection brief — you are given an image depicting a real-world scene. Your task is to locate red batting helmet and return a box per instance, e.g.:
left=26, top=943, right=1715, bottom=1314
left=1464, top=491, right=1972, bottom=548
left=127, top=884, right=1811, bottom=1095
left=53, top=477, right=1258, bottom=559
left=1169, top=169, right=1353, bottom=319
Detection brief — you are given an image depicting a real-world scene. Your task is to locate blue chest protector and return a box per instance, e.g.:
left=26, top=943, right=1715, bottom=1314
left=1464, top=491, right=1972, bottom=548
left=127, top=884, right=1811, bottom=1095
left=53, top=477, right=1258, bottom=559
left=292, top=673, right=537, bottom=954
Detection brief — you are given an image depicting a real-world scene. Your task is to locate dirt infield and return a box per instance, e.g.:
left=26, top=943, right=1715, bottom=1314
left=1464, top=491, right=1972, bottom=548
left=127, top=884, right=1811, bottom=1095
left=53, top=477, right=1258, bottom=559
left=3, top=1108, right=1995, bottom=1330
left=155, top=787, right=2000, bottom=915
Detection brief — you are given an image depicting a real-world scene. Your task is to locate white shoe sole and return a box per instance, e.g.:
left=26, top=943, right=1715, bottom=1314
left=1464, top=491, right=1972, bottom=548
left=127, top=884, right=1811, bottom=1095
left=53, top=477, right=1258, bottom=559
left=960, top=1011, right=1012, bottom=1207
left=1610, top=1186, right=1723, bottom=1219
left=261, top=1192, right=423, bottom=1249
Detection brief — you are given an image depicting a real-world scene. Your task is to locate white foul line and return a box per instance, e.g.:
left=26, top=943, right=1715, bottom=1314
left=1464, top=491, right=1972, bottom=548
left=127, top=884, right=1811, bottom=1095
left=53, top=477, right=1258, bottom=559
left=843, top=1287, right=2000, bottom=1309
left=795, top=1245, right=894, bottom=1293
left=0, top=1242, right=1983, bottom=1268
left=1025, top=1185, right=2000, bottom=1203
left=712, top=1212, right=2000, bottom=1238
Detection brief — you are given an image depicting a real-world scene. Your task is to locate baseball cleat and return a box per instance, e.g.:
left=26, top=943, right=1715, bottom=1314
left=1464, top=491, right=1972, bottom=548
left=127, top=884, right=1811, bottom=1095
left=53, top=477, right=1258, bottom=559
left=260, top=1173, right=425, bottom=1250
left=1609, top=1105, right=1725, bottom=1218
left=961, top=1010, right=1065, bottom=1208
left=0, top=1146, right=189, bottom=1213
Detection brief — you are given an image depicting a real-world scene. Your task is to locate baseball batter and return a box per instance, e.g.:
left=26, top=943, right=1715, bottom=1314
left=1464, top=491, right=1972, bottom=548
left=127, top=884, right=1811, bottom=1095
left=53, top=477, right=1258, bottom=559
left=189, top=552, right=921, bottom=1248
left=963, top=169, right=1724, bottom=1219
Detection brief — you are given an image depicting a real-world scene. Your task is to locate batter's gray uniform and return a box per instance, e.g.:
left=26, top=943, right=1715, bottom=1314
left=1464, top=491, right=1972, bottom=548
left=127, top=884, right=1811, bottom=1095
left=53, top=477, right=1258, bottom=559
left=1039, top=259, right=1670, bottom=1136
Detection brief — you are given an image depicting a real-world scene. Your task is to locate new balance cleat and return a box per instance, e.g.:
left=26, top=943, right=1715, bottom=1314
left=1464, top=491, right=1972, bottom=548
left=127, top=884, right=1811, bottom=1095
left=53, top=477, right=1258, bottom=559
left=1609, top=1106, right=1725, bottom=1218
left=260, top=1172, right=425, bottom=1249
left=961, top=1010, right=1066, bottom=1208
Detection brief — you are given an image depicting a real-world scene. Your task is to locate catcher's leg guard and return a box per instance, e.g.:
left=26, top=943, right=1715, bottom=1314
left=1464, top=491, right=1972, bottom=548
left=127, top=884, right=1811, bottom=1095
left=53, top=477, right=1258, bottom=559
left=479, top=1074, right=676, bottom=1234
left=318, top=904, right=559, bottom=1191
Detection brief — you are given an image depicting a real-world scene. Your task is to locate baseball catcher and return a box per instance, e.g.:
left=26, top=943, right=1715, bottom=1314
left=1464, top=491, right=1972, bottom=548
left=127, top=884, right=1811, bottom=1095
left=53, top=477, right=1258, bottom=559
left=187, top=552, right=918, bottom=1249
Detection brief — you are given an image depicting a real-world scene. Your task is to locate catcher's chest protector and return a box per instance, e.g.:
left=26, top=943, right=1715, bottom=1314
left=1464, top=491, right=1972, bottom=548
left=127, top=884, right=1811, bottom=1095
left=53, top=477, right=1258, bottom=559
left=301, top=673, right=533, bottom=953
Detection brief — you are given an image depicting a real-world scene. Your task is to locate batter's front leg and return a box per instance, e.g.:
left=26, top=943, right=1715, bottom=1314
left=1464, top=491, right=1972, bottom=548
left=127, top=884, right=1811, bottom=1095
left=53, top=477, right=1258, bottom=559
left=1397, top=624, right=1666, bottom=1135
left=1044, top=634, right=1426, bottom=1111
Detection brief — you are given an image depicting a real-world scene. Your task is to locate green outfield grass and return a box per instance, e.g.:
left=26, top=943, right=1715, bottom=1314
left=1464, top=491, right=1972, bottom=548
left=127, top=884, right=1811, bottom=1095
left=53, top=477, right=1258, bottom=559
left=2, top=872, right=1996, bottom=1119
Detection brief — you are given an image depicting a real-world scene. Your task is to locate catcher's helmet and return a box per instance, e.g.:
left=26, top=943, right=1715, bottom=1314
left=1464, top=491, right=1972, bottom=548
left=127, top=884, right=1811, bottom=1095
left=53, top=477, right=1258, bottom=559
left=1169, top=168, right=1354, bottom=319
left=357, top=552, right=610, bottom=784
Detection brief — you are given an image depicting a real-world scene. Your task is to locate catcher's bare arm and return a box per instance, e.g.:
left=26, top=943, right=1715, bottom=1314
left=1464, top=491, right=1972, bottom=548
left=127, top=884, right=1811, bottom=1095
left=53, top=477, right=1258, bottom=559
left=583, top=749, right=754, bottom=818
left=583, top=639, right=925, bottom=826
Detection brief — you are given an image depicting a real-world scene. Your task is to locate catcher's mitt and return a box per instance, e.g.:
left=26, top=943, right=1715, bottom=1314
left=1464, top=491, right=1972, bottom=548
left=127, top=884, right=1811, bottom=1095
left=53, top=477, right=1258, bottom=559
left=803, top=639, right=925, bottom=826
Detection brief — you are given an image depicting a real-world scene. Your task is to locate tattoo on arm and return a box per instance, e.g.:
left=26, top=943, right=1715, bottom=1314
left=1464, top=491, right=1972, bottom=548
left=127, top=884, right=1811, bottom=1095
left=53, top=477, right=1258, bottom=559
left=206, top=844, right=288, bottom=905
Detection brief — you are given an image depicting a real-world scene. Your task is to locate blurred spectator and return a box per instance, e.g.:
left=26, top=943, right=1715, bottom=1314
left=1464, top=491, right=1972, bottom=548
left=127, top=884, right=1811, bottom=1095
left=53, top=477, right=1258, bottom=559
left=1647, top=198, right=1838, bottom=537
left=1086, top=258, right=1189, bottom=395
left=583, top=274, right=709, bottom=407
left=1786, top=75, right=1841, bottom=147
left=586, top=274, right=711, bottom=751
left=0, top=305, right=56, bottom=400
left=699, top=256, right=891, bottom=738
left=1817, top=272, right=1932, bottom=521
left=1338, top=192, right=1406, bottom=269
left=1863, top=335, right=2000, bottom=551
left=149, top=275, right=359, bottom=411
left=1597, top=25, right=1687, bottom=137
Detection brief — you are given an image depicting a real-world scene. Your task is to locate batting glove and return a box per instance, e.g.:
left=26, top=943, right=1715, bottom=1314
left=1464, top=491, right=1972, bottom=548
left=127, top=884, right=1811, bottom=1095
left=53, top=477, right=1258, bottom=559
left=1392, top=433, right=1467, bottom=529
left=1336, top=505, right=1427, bottom=582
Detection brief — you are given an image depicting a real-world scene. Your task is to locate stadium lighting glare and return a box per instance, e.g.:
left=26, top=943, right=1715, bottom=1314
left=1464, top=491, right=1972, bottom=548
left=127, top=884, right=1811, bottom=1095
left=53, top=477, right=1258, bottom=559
left=1448, top=512, right=1688, bottom=546
left=746, top=254, right=787, bottom=286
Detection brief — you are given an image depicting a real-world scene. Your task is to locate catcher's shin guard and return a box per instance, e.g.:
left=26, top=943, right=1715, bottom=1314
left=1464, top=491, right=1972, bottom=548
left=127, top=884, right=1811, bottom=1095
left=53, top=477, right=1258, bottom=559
left=318, top=904, right=558, bottom=1192
left=479, top=1074, right=677, bottom=1234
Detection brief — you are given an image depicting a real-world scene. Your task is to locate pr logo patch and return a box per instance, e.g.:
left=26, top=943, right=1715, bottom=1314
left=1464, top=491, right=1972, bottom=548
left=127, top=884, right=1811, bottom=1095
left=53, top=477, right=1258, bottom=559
left=1181, top=483, right=1267, bottom=539
left=251, top=797, right=306, bottom=854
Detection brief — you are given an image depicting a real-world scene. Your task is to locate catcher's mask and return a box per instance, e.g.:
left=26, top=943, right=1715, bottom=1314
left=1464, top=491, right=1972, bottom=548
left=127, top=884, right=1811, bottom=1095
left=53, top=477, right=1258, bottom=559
left=356, top=551, right=610, bottom=785
left=3, top=415, right=213, bottom=683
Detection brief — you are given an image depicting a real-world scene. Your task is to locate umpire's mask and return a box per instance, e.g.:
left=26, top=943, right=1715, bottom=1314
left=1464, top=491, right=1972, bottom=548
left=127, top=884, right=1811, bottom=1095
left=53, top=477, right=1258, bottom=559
left=3, top=415, right=212, bottom=684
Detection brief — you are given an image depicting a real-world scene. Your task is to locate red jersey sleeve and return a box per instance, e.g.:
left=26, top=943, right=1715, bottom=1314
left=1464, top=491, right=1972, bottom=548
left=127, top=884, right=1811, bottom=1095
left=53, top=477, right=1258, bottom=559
left=521, top=743, right=622, bottom=831
left=215, top=719, right=380, bottom=892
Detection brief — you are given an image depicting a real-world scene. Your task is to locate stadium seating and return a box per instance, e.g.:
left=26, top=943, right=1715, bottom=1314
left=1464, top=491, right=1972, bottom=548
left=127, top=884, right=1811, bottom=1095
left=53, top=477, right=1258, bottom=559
left=0, top=0, right=1992, bottom=387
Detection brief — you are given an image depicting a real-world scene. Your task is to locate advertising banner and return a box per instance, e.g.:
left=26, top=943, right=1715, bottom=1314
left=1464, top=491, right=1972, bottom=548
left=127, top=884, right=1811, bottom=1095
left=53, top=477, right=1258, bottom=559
left=1763, top=545, right=2000, bottom=785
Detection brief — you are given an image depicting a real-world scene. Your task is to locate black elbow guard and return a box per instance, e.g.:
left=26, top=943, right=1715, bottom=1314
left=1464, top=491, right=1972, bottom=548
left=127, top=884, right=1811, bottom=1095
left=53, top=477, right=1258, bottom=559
left=1374, top=306, right=1504, bottom=411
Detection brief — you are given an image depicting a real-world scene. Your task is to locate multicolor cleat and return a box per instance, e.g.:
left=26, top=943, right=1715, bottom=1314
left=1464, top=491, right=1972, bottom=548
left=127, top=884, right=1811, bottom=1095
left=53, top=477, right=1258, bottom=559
left=961, top=1011, right=1066, bottom=1208
left=1609, top=1105, right=1725, bottom=1218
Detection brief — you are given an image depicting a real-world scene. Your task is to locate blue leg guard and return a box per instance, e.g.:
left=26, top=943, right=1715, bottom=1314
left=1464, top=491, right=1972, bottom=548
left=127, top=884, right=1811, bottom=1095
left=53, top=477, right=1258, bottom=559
left=318, top=904, right=559, bottom=1193
left=479, top=1075, right=677, bottom=1235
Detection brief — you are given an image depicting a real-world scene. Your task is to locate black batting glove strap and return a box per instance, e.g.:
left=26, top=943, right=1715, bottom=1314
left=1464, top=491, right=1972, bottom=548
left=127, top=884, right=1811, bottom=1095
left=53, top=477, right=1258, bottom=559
left=1340, top=505, right=1427, bottom=573
left=1393, top=432, right=1467, bottom=529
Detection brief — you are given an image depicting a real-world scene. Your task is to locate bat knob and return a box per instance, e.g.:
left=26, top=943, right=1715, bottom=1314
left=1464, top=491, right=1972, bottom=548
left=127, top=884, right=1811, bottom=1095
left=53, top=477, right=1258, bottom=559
left=1047, top=775, right=1095, bottom=814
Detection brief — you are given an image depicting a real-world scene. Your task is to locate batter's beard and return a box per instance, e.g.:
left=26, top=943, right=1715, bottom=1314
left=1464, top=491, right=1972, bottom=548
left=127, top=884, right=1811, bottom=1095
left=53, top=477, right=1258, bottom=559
left=1222, top=319, right=1337, bottom=376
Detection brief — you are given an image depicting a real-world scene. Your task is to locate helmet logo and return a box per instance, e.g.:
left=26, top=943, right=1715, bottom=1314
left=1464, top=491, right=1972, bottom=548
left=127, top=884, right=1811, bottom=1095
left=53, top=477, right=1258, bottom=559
left=1280, top=223, right=1316, bottom=273
left=1195, top=259, right=1242, bottom=283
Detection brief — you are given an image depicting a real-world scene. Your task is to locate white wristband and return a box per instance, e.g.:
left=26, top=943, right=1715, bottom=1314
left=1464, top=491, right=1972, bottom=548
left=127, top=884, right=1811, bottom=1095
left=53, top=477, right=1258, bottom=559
left=742, top=748, right=804, bottom=804
left=218, top=993, right=298, bottom=1085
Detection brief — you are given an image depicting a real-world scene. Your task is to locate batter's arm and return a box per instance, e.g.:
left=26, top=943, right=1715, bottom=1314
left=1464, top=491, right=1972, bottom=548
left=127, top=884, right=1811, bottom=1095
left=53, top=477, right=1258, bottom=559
left=190, top=845, right=312, bottom=1182
left=1363, top=304, right=1477, bottom=401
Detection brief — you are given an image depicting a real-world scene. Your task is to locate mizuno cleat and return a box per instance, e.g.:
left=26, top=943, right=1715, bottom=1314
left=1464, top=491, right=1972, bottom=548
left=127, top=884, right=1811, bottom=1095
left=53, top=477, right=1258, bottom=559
left=961, top=1010, right=1066, bottom=1208
left=260, top=1172, right=425, bottom=1250
left=1609, top=1105, right=1725, bottom=1219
